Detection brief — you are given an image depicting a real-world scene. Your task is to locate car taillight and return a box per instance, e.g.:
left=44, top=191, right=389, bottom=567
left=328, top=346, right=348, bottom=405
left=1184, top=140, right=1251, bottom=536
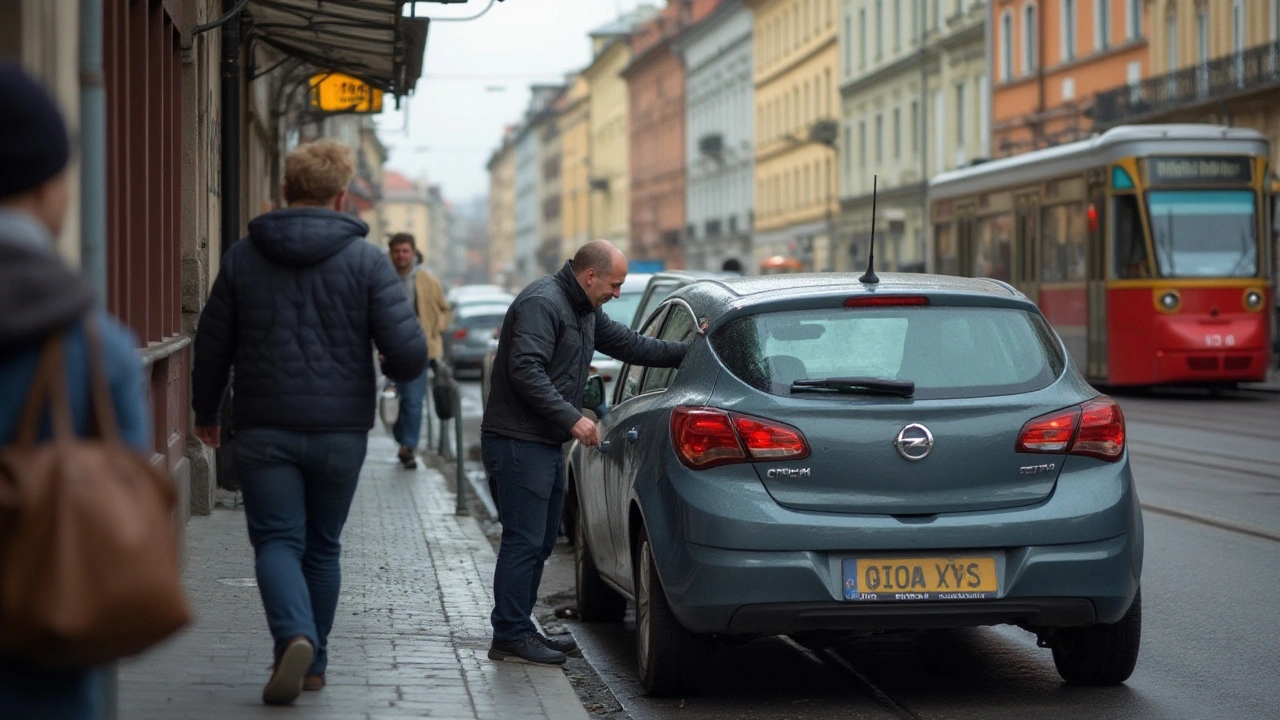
left=1072, top=398, right=1126, bottom=461
left=453, top=328, right=468, bottom=340
left=1016, top=397, right=1125, bottom=462
left=671, top=407, right=809, bottom=470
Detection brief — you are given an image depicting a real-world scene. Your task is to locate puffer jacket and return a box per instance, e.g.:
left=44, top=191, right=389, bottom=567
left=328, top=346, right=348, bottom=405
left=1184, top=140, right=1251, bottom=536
left=481, top=261, right=685, bottom=445
left=192, top=208, right=427, bottom=432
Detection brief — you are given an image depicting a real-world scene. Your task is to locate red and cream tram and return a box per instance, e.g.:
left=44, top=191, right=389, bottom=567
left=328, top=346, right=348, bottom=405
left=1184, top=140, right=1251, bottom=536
left=929, top=125, right=1273, bottom=387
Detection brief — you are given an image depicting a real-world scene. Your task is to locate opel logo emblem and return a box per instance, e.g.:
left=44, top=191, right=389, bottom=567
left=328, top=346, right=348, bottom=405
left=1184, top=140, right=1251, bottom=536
left=894, top=423, right=934, bottom=461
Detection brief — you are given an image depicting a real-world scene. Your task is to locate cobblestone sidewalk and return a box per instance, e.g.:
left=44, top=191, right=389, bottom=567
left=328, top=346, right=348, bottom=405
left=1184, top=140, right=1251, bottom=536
left=119, top=432, right=589, bottom=720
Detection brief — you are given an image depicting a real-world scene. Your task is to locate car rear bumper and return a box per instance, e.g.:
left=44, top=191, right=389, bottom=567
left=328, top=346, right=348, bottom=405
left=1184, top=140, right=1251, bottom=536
left=665, top=533, right=1138, bottom=635
left=727, top=598, right=1096, bottom=634
left=637, top=456, right=1143, bottom=635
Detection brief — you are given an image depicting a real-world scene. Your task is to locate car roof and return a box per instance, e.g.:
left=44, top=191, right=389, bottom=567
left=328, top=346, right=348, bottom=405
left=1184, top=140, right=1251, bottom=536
left=620, top=273, right=653, bottom=293
left=456, top=301, right=510, bottom=314
left=668, top=272, right=1034, bottom=328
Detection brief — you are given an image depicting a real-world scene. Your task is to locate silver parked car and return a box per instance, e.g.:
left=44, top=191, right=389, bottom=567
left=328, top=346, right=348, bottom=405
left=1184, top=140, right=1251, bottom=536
left=567, top=273, right=1144, bottom=696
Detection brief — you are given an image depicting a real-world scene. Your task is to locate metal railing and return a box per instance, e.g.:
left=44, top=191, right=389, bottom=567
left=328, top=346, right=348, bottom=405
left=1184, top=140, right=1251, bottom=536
left=1094, top=40, right=1280, bottom=126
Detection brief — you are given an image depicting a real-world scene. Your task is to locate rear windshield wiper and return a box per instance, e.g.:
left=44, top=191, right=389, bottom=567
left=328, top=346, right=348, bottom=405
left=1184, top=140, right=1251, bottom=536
left=790, top=377, right=915, bottom=397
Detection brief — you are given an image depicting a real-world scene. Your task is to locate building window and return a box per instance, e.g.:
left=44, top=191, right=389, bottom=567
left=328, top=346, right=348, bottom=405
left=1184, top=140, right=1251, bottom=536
left=1196, top=7, right=1208, bottom=66
left=912, top=0, right=920, bottom=40
left=876, top=0, right=884, bottom=60
left=1096, top=0, right=1110, bottom=51
left=895, top=0, right=902, bottom=51
left=805, top=0, right=811, bottom=40
left=1062, top=0, right=1076, bottom=62
left=893, top=107, right=901, bottom=159
left=1234, top=0, right=1245, bottom=54
left=956, top=82, right=966, bottom=145
left=795, top=4, right=801, bottom=47
left=1127, top=0, right=1141, bottom=39
left=933, top=0, right=940, bottom=29
left=825, top=69, right=832, bottom=116
left=860, top=8, right=868, bottom=67
left=844, top=12, right=853, bottom=75
left=844, top=122, right=853, bottom=176
left=1000, top=10, right=1014, bottom=80
left=1023, top=3, right=1038, bottom=73
left=910, top=100, right=919, bottom=153
left=859, top=119, right=867, bottom=168
left=1274, top=0, right=1280, bottom=42
left=1166, top=11, right=1177, bottom=71
left=875, top=113, right=883, bottom=162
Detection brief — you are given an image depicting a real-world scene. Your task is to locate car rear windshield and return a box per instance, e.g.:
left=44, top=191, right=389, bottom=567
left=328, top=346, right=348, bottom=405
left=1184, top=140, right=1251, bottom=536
left=458, top=306, right=509, bottom=329
left=710, top=305, right=1065, bottom=400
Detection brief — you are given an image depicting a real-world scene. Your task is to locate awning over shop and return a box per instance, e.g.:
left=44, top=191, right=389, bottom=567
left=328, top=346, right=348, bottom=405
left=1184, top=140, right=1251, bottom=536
left=246, top=0, right=427, bottom=96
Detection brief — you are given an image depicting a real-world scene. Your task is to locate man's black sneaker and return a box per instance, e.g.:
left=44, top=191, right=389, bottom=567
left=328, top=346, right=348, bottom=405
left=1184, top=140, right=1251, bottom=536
left=538, top=633, right=578, bottom=655
left=488, top=635, right=567, bottom=665
left=398, top=450, right=417, bottom=469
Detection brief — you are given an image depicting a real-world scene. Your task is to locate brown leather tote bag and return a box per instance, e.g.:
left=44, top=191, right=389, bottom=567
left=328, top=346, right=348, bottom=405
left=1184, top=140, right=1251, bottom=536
left=0, top=321, right=191, bottom=668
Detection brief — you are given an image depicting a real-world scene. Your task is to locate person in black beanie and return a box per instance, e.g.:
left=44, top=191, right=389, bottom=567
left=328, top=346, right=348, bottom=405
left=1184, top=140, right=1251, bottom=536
left=0, top=62, right=155, bottom=720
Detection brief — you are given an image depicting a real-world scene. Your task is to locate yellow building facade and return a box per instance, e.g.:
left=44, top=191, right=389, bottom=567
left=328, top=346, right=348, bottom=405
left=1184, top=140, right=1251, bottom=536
left=560, top=74, right=591, bottom=260
left=487, top=134, right=517, bottom=288
left=748, top=0, right=840, bottom=272
left=583, top=36, right=633, bottom=247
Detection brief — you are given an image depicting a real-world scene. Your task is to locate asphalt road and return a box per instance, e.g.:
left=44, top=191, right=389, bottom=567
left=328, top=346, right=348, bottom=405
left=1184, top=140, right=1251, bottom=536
left=452, top=379, right=1280, bottom=720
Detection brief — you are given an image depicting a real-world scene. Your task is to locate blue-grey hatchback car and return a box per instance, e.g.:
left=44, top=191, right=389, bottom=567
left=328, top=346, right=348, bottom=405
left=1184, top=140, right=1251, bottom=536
left=567, top=273, right=1144, bottom=696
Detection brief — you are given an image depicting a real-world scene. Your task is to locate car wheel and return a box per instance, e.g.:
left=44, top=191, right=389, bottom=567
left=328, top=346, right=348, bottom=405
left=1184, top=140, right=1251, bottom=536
left=635, top=528, right=710, bottom=696
left=574, top=509, right=625, bottom=623
left=1051, top=588, right=1142, bottom=686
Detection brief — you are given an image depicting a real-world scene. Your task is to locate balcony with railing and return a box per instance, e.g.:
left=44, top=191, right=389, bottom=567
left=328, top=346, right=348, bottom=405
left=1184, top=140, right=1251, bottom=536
left=1094, top=40, right=1280, bottom=127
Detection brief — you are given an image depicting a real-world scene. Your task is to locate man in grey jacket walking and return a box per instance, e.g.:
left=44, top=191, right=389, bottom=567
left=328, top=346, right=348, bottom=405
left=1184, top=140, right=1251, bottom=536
left=481, top=240, right=686, bottom=665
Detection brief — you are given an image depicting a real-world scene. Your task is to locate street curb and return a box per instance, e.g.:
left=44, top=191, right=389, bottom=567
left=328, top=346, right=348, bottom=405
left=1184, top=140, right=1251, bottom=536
left=413, top=447, right=591, bottom=720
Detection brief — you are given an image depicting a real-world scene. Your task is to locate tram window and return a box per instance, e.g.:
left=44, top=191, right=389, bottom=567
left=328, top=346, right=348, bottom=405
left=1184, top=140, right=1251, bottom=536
left=1112, top=194, right=1151, bottom=279
left=935, top=222, right=960, bottom=275
left=1147, top=190, right=1258, bottom=278
left=975, top=213, right=1014, bottom=281
left=1041, top=204, right=1088, bottom=282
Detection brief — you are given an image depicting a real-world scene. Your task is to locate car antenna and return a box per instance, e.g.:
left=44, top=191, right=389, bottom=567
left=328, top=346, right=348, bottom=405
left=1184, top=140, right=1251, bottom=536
left=859, top=175, right=879, bottom=284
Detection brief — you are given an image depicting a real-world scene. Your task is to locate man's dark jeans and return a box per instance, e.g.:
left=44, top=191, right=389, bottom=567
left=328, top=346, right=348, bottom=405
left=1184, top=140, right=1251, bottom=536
left=234, top=428, right=368, bottom=674
left=481, top=432, right=565, bottom=642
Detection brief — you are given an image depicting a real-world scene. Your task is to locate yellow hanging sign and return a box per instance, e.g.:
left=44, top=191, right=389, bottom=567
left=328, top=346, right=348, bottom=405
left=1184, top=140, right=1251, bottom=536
left=310, top=72, right=384, bottom=114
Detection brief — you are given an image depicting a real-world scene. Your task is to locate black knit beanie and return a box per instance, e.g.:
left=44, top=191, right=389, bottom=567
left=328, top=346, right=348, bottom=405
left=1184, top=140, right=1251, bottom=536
left=0, top=62, right=71, bottom=199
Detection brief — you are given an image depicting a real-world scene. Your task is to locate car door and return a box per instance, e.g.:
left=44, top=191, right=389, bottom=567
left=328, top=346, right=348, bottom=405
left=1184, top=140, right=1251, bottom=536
left=608, top=303, right=700, bottom=587
left=595, top=306, right=670, bottom=587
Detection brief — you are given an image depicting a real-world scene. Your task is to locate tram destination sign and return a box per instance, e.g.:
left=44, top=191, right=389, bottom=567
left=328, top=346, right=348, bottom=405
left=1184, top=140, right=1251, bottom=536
left=1146, top=156, right=1252, bottom=186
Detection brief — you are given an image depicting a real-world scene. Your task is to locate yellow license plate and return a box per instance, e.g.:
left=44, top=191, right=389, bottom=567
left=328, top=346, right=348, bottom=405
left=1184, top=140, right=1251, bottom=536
left=842, top=557, right=998, bottom=601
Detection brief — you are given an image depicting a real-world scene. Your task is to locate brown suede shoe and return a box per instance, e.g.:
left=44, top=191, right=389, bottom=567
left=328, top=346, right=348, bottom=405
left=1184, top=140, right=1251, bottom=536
left=263, top=636, right=314, bottom=705
left=303, top=673, right=325, bottom=692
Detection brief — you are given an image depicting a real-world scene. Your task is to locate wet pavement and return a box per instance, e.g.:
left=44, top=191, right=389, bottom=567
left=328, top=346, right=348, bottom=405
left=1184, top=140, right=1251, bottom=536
left=118, top=430, right=590, bottom=720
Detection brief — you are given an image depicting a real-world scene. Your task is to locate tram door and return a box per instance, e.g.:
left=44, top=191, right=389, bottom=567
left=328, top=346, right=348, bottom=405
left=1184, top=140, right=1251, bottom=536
left=1086, top=170, right=1109, bottom=383
left=1014, top=193, right=1041, bottom=303
left=955, top=203, right=977, bottom=277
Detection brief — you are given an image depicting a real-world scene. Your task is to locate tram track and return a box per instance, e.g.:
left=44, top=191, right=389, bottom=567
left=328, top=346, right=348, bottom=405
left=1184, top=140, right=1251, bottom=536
left=779, top=636, right=923, bottom=720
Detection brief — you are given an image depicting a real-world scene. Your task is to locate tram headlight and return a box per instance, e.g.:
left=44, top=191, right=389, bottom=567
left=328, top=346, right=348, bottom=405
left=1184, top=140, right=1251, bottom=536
left=1243, top=289, right=1264, bottom=311
left=1158, top=291, right=1181, bottom=312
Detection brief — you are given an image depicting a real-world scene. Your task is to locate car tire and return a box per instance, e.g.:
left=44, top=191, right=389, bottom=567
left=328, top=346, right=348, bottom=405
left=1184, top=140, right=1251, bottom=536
left=575, top=510, right=625, bottom=623
left=635, top=528, right=710, bottom=697
left=1051, top=588, right=1142, bottom=686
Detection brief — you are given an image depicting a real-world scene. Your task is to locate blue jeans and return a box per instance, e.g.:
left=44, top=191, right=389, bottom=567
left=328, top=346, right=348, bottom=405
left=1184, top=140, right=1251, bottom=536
left=481, top=433, right=565, bottom=642
left=233, top=428, right=368, bottom=674
left=392, top=369, right=427, bottom=450
left=0, top=659, right=101, bottom=719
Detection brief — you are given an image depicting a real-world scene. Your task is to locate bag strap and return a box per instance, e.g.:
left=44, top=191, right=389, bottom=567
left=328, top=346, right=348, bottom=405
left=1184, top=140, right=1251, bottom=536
left=12, top=336, right=64, bottom=447
left=84, top=317, right=123, bottom=445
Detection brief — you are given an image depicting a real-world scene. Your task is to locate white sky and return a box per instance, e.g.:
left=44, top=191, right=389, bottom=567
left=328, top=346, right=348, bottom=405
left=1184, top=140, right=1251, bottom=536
left=375, top=0, right=646, bottom=203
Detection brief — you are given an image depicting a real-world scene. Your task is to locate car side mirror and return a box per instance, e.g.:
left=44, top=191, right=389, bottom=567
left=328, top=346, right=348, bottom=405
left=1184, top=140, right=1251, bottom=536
left=583, top=374, right=605, bottom=411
